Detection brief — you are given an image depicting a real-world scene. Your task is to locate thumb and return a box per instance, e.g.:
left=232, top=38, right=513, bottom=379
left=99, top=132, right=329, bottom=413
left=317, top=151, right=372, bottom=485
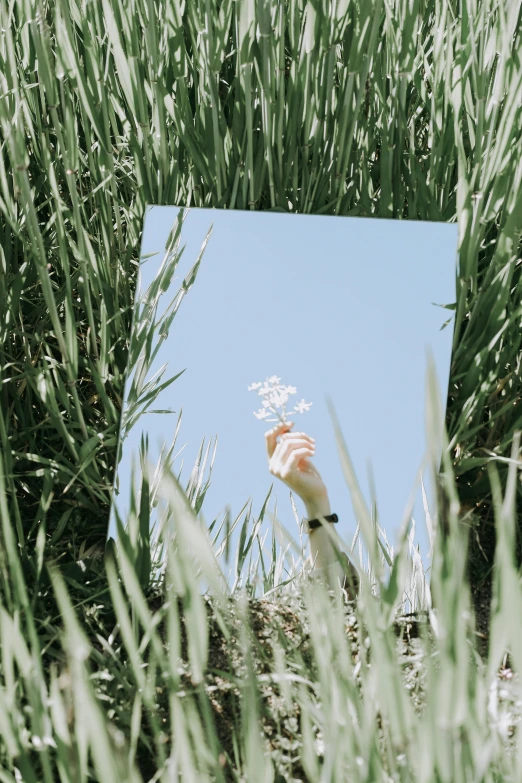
left=265, top=420, right=294, bottom=459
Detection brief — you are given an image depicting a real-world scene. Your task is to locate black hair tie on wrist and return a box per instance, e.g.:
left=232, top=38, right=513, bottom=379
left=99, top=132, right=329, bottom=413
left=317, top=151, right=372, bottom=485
left=306, top=513, right=338, bottom=530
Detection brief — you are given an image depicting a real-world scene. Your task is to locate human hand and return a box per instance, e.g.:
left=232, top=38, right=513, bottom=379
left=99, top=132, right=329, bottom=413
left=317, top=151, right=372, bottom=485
left=265, top=421, right=330, bottom=515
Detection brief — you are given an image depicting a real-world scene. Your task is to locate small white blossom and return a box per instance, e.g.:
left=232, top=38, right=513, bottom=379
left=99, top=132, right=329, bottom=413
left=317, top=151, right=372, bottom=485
left=248, top=382, right=262, bottom=391
left=254, top=408, right=271, bottom=419
left=294, top=399, right=313, bottom=413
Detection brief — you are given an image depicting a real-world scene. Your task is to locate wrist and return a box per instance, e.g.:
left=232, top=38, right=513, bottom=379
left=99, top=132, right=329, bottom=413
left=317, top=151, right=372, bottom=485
left=303, top=492, right=331, bottom=521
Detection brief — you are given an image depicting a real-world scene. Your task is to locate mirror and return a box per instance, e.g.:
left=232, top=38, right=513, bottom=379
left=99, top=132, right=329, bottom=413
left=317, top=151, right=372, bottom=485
left=107, top=206, right=458, bottom=588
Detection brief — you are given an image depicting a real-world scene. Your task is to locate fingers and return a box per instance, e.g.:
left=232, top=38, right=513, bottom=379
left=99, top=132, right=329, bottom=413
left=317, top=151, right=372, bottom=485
left=277, top=436, right=315, bottom=463
left=269, top=437, right=315, bottom=477
left=265, top=422, right=317, bottom=485
left=273, top=446, right=315, bottom=479
left=265, top=420, right=294, bottom=459
left=280, top=431, right=315, bottom=448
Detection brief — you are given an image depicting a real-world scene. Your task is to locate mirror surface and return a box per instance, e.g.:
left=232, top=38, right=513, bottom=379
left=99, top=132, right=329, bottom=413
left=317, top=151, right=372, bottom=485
left=107, top=206, right=458, bottom=583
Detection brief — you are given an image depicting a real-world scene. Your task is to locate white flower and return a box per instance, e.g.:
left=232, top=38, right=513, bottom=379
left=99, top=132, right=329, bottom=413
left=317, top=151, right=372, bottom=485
left=249, top=376, right=312, bottom=423
left=294, top=399, right=313, bottom=413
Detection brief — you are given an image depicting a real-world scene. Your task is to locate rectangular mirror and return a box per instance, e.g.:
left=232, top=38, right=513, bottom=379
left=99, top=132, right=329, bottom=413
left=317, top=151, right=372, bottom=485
left=107, top=206, right=458, bottom=591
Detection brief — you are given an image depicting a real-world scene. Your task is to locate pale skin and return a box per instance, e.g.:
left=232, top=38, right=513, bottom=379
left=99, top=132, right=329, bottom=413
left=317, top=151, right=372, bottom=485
left=265, top=420, right=358, bottom=593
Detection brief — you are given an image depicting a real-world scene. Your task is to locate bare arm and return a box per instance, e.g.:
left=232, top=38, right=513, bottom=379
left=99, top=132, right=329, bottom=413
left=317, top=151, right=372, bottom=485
left=265, top=421, right=354, bottom=591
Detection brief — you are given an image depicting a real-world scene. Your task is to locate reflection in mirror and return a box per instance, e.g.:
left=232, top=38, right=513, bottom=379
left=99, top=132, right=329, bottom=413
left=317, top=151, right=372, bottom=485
left=107, top=206, right=458, bottom=604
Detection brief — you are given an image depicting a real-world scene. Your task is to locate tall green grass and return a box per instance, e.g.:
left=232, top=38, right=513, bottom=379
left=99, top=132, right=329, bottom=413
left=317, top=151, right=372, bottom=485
left=0, top=0, right=521, bottom=779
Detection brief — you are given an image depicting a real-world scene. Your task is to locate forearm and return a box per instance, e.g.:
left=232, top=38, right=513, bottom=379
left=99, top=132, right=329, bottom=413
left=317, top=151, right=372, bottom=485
left=305, top=495, right=359, bottom=596
left=304, top=492, right=343, bottom=574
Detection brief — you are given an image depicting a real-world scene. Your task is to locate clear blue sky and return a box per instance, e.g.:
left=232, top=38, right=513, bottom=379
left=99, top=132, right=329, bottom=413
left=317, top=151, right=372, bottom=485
left=108, top=207, right=458, bottom=583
